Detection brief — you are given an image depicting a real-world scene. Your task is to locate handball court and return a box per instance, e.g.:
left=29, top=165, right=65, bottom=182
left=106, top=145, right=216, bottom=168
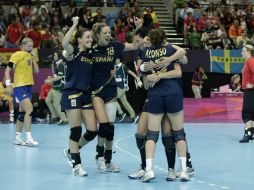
left=0, top=122, right=253, bottom=190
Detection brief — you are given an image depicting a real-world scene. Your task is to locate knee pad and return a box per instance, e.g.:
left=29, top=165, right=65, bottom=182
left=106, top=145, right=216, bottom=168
left=172, top=129, right=186, bottom=142
left=105, top=102, right=117, bottom=123
left=69, top=126, right=82, bottom=142
left=98, top=123, right=110, bottom=138
left=106, top=124, right=115, bottom=141
left=146, top=130, right=159, bottom=143
left=162, top=135, right=175, bottom=152
left=135, top=133, right=146, bottom=149
left=83, top=130, right=97, bottom=141
left=17, top=112, right=25, bottom=122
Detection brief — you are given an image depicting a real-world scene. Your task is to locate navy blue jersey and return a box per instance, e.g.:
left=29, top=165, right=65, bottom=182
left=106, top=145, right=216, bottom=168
left=64, top=46, right=93, bottom=91
left=141, top=44, right=182, bottom=96
left=91, top=41, right=125, bottom=90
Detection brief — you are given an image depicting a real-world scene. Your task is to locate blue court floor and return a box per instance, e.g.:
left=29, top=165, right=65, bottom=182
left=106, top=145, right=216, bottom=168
left=0, top=122, right=253, bottom=190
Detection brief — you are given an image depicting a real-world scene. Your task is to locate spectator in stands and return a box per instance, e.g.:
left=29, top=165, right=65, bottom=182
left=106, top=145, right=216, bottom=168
left=78, top=2, right=88, bottom=18
left=79, top=9, right=94, bottom=29
left=45, top=51, right=68, bottom=125
left=0, top=5, right=7, bottom=32
left=205, top=2, right=217, bottom=17
left=131, top=1, right=142, bottom=17
left=21, top=3, right=31, bottom=27
left=118, top=3, right=129, bottom=21
left=64, top=8, right=74, bottom=27
left=0, top=28, right=5, bottom=48
left=220, top=29, right=235, bottom=49
left=113, top=18, right=127, bottom=43
left=188, top=0, right=200, bottom=8
left=37, top=7, right=50, bottom=27
left=188, top=27, right=202, bottom=49
left=228, top=18, right=243, bottom=45
left=144, top=6, right=159, bottom=29
left=27, top=22, right=42, bottom=48
left=11, top=1, right=21, bottom=16
left=92, top=7, right=106, bottom=24
left=229, top=74, right=241, bottom=92
left=4, top=15, right=23, bottom=48
left=183, top=11, right=197, bottom=44
left=41, top=25, right=54, bottom=48
left=173, top=0, right=185, bottom=24
left=221, top=11, right=234, bottom=32
left=197, top=12, right=208, bottom=32
left=51, top=10, right=63, bottom=28
left=177, top=1, right=193, bottom=33
left=51, top=26, right=64, bottom=48
left=199, top=0, right=209, bottom=10
left=67, top=0, right=78, bottom=17
left=0, top=80, right=14, bottom=123
left=33, top=76, right=52, bottom=121
left=50, top=0, right=62, bottom=19
left=192, top=66, right=207, bottom=98
left=236, top=30, right=250, bottom=49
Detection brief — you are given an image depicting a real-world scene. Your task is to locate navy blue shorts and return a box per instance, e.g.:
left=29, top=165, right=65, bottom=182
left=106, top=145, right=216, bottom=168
left=147, top=94, right=183, bottom=114
left=92, top=84, right=117, bottom=103
left=13, top=85, right=33, bottom=103
left=61, top=89, right=93, bottom=111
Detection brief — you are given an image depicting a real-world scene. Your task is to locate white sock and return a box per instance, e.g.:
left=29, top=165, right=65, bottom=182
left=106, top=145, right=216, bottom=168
left=26, top=132, right=32, bottom=140
left=16, top=132, right=21, bottom=139
left=146, top=159, right=153, bottom=171
left=179, top=157, right=187, bottom=172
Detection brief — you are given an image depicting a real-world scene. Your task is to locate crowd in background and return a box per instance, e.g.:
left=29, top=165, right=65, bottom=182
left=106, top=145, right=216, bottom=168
left=175, top=0, right=254, bottom=49
left=0, top=0, right=160, bottom=49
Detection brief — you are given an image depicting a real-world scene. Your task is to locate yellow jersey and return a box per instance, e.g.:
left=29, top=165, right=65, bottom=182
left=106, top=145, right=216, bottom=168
left=0, top=82, right=12, bottom=101
left=9, top=51, right=34, bottom=87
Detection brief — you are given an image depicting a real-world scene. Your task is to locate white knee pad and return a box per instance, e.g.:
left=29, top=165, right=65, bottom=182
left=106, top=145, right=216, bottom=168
left=105, top=102, right=117, bottom=123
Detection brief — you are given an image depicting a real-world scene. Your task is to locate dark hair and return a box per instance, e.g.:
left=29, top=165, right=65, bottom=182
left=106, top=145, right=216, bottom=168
left=135, top=27, right=149, bottom=39
left=148, top=29, right=166, bottom=46
left=196, top=65, right=203, bottom=72
left=74, top=28, right=90, bottom=45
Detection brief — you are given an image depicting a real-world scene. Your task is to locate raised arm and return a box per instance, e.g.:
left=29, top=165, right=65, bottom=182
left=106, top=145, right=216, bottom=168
left=62, top=16, right=79, bottom=60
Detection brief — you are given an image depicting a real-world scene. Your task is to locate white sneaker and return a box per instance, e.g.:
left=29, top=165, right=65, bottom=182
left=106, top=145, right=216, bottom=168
left=176, top=167, right=195, bottom=178
left=143, top=170, right=155, bottom=182
left=63, top=149, right=73, bottom=168
left=179, top=170, right=191, bottom=182
left=25, top=138, right=39, bottom=147
left=128, top=167, right=145, bottom=179
left=9, top=117, right=14, bottom=123
left=13, top=138, right=26, bottom=146
left=96, top=157, right=106, bottom=173
left=166, top=168, right=176, bottom=181
left=106, top=162, right=120, bottom=173
left=72, top=164, right=88, bottom=177
left=132, top=115, right=139, bottom=125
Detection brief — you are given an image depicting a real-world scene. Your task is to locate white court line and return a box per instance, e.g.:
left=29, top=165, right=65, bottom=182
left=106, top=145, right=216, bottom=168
left=114, top=134, right=231, bottom=190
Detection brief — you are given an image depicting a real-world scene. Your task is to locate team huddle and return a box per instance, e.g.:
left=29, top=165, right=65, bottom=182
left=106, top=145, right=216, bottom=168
left=3, top=16, right=194, bottom=182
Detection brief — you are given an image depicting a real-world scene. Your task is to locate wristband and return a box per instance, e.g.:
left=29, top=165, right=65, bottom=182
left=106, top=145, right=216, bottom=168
left=140, top=64, right=145, bottom=72
left=5, top=79, right=11, bottom=86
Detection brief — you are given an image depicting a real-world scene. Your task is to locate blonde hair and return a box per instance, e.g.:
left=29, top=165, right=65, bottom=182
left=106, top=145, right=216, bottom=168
left=231, top=74, right=240, bottom=82
left=21, top=38, right=33, bottom=45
